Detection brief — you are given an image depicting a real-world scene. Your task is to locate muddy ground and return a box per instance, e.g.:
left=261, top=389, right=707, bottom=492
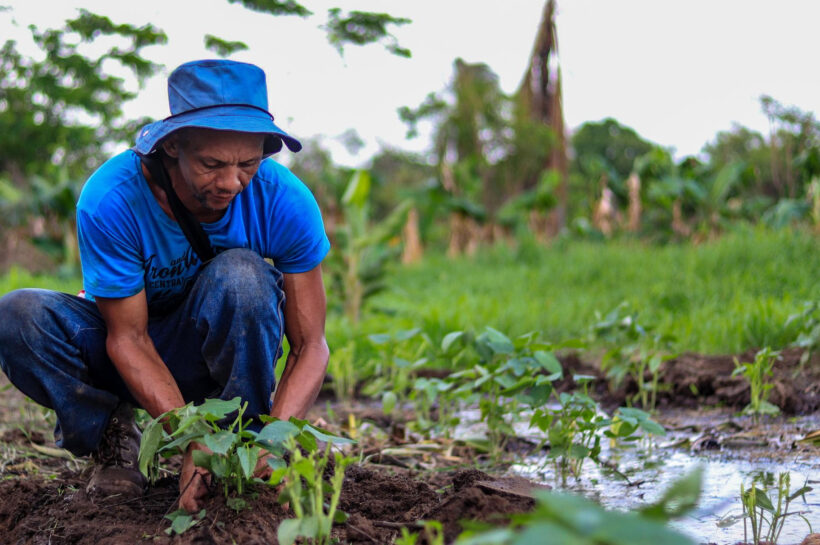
left=0, top=348, right=818, bottom=544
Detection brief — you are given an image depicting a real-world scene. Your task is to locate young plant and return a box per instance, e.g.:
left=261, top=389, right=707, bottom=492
left=272, top=441, right=353, bottom=545
left=732, top=347, right=781, bottom=420
left=719, top=472, right=813, bottom=545
left=360, top=327, right=430, bottom=412
left=592, top=303, right=676, bottom=411
left=448, top=328, right=562, bottom=463
left=138, top=397, right=354, bottom=499
left=530, top=385, right=607, bottom=485
left=530, top=379, right=665, bottom=485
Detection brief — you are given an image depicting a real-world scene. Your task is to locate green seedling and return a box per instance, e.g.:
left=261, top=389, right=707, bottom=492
left=719, top=472, right=813, bottom=545
left=593, top=303, right=676, bottom=411
left=732, top=347, right=781, bottom=420
left=530, top=386, right=606, bottom=485
left=449, top=328, right=562, bottom=463
left=164, top=509, right=206, bottom=536
left=138, top=397, right=354, bottom=499
left=531, top=379, right=665, bottom=485
left=361, top=327, right=430, bottom=412
left=453, top=467, right=703, bottom=545
left=272, top=442, right=353, bottom=545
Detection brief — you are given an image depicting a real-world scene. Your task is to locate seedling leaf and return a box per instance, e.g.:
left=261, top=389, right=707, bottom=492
left=204, top=430, right=236, bottom=455
left=196, top=397, right=241, bottom=421
left=138, top=417, right=164, bottom=478
left=277, top=518, right=302, bottom=545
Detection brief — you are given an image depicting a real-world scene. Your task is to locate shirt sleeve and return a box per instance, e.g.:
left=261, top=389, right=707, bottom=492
left=266, top=166, right=331, bottom=273
left=77, top=206, right=145, bottom=299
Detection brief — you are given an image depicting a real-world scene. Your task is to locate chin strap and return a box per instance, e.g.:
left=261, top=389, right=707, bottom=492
left=137, top=152, right=216, bottom=264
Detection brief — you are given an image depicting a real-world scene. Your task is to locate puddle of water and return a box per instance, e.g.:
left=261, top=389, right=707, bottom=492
left=455, top=407, right=820, bottom=544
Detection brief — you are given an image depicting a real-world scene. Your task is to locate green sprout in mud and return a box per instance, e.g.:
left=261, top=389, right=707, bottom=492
left=138, top=397, right=354, bottom=500
left=718, top=472, right=813, bottom=545
left=530, top=377, right=665, bottom=486
left=448, top=328, right=562, bottom=463
left=592, top=303, right=677, bottom=412
left=272, top=441, right=353, bottom=545
left=360, top=327, right=430, bottom=415
left=732, top=347, right=781, bottom=420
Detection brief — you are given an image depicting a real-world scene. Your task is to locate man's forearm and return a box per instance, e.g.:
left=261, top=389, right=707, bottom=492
left=106, top=333, right=186, bottom=418
left=270, top=340, right=329, bottom=420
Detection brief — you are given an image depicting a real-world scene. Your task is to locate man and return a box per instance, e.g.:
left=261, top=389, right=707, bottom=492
left=0, top=59, right=330, bottom=512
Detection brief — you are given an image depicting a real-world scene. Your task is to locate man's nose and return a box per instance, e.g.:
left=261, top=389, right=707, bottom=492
left=215, top=167, right=244, bottom=193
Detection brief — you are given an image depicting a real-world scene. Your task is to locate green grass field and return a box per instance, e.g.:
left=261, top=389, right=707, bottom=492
left=357, top=225, right=820, bottom=354
left=2, top=225, right=818, bottom=355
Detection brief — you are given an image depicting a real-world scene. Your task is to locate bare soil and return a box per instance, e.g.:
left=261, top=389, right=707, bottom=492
left=0, top=456, right=532, bottom=544
left=556, top=346, right=820, bottom=414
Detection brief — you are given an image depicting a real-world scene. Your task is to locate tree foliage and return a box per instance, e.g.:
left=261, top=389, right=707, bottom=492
left=324, top=9, right=411, bottom=57
left=0, top=9, right=166, bottom=185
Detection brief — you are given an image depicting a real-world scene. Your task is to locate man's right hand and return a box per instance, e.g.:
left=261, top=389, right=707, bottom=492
left=179, top=442, right=212, bottom=512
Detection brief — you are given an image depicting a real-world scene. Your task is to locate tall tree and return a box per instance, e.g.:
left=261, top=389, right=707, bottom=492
left=515, top=0, right=568, bottom=237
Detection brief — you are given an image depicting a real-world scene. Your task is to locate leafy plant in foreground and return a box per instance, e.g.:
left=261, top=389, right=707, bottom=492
left=718, top=472, right=813, bottom=545
left=138, top=397, right=354, bottom=498
left=731, top=347, right=781, bottom=420
left=272, top=441, right=353, bottom=545
left=453, top=467, right=703, bottom=545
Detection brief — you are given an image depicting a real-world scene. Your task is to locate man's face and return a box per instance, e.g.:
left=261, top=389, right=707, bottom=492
left=164, top=128, right=265, bottom=215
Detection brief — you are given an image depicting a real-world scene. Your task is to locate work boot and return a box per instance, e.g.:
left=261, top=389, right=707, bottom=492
left=86, top=402, right=147, bottom=498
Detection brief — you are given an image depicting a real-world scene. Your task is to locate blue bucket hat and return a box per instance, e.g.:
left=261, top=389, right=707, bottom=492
left=134, top=59, right=301, bottom=156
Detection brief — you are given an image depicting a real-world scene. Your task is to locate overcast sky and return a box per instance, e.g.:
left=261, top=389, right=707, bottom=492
left=4, top=0, right=819, bottom=166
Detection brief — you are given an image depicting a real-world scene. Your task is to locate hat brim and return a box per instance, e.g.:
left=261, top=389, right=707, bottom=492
left=134, top=105, right=301, bottom=156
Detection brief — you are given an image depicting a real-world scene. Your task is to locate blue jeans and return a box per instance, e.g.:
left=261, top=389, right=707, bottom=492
left=0, top=249, right=285, bottom=456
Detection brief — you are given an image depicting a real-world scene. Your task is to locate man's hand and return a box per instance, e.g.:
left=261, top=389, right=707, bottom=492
left=179, top=442, right=212, bottom=512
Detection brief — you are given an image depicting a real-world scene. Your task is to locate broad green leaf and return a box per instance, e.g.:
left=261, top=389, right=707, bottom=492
left=535, top=351, right=563, bottom=377
left=300, top=515, right=319, bottom=538
left=382, top=391, right=397, bottom=414
left=639, top=418, right=666, bottom=436
left=341, top=170, right=371, bottom=208
left=750, top=488, right=775, bottom=512
left=292, top=458, right=316, bottom=485
left=277, top=518, right=302, bottom=545
left=304, top=424, right=356, bottom=445
left=257, top=420, right=301, bottom=446
left=237, top=445, right=259, bottom=479
left=640, top=467, right=702, bottom=520
left=395, top=327, right=422, bottom=341
left=192, top=449, right=213, bottom=471
left=138, top=417, right=164, bottom=478
left=454, top=528, right=515, bottom=545
left=367, top=333, right=391, bottom=345
left=514, top=523, right=586, bottom=545
left=203, top=430, right=236, bottom=455
left=196, top=397, right=241, bottom=421
left=442, top=331, right=465, bottom=353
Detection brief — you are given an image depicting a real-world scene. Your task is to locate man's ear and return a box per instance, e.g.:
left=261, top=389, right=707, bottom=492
left=162, top=135, right=180, bottom=159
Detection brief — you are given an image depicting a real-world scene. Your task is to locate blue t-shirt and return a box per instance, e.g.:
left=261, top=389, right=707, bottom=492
left=77, top=150, right=330, bottom=314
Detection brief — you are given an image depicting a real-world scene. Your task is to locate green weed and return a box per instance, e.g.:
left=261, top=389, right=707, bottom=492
left=731, top=347, right=781, bottom=420
left=718, top=472, right=813, bottom=545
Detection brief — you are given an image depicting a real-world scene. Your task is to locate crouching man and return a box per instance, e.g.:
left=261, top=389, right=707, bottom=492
left=0, top=59, right=330, bottom=512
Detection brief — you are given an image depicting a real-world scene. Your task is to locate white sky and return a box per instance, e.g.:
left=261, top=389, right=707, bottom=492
left=3, top=0, right=819, bottom=166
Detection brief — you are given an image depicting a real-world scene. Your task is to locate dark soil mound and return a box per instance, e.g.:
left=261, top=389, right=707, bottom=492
left=558, top=347, right=820, bottom=414
left=0, top=464, right=535, bottom=544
